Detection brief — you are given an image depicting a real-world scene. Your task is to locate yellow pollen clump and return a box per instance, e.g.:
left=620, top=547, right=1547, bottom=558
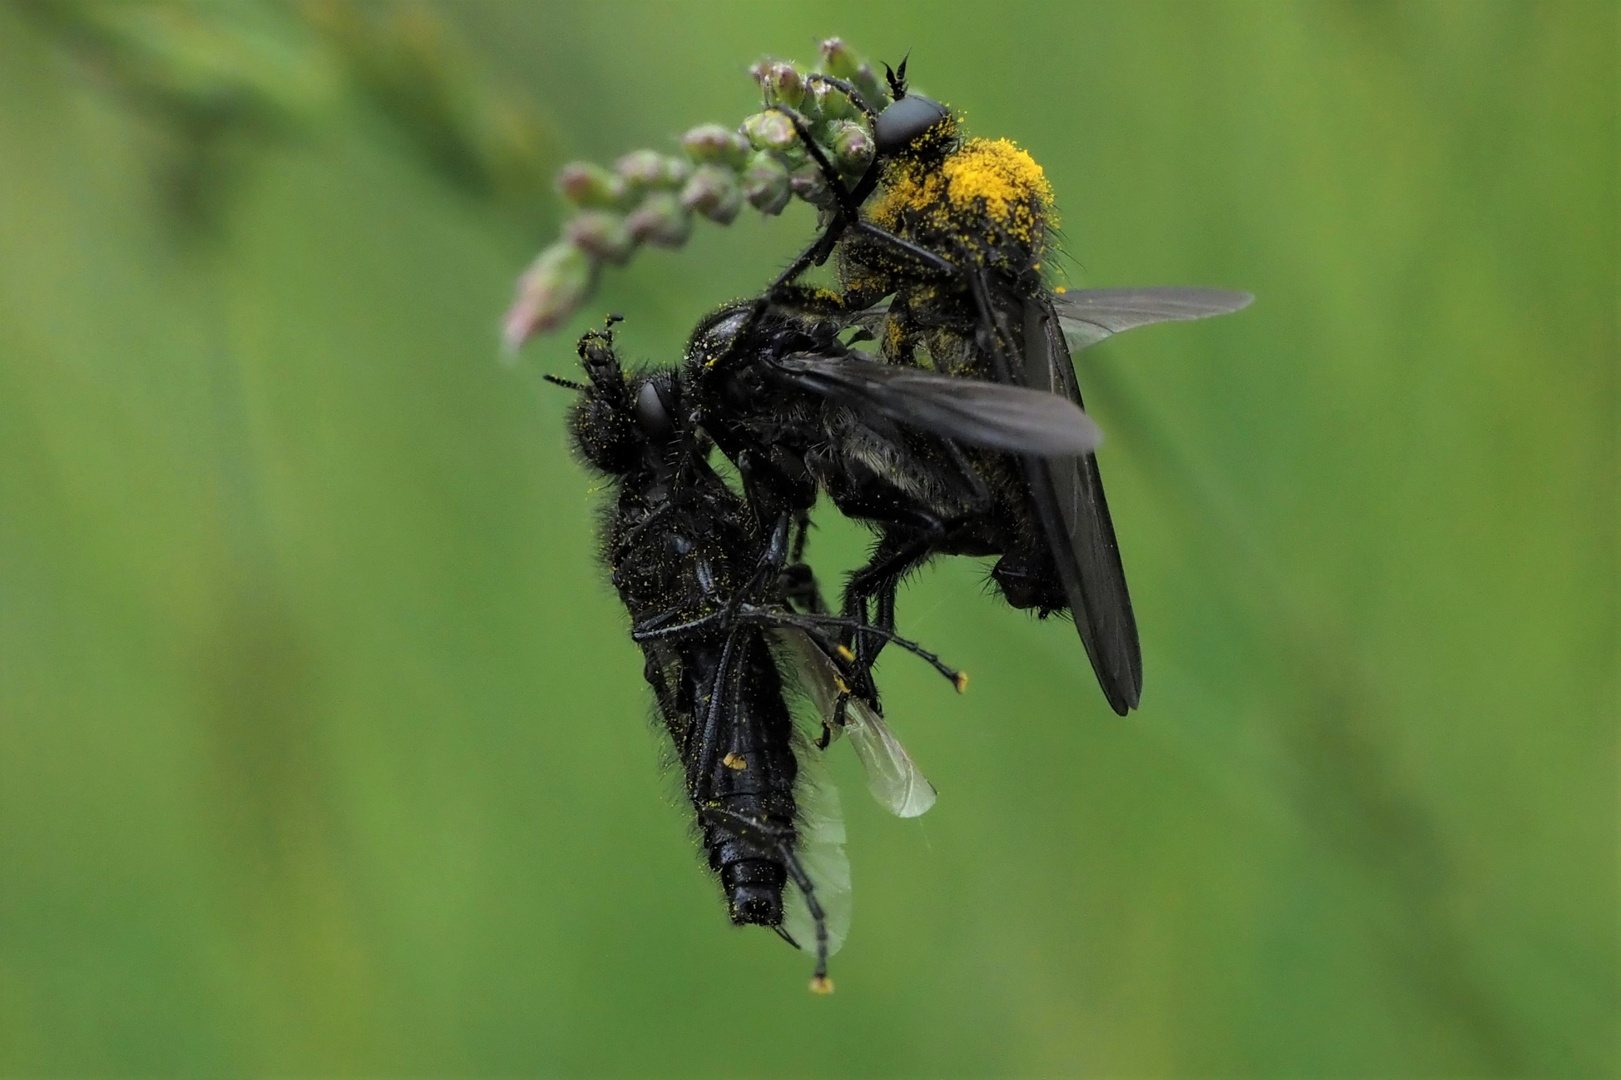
left=870, top=137, right=1055, bottom=254
left=941, top=138, right=1053, bottom=222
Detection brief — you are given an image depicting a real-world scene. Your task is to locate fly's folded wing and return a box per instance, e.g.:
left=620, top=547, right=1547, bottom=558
left=773, top=352, right=1102, bottom=456
left=1017, top=294, right=1142, bottom=715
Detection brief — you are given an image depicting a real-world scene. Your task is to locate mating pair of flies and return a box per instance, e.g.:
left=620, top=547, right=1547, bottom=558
left=540, top=59, right=1251, bottom=991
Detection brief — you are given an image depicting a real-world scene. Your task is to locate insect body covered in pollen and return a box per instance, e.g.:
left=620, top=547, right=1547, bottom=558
left=756, top=62, right=1254, bottom=716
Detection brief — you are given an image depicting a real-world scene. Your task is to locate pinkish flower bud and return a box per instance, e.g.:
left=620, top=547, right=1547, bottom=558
left=614, top=149, right=689, bottom=191
left=556, top=161, right=629, bottom=209
left=564, top=210, right=634, bottom=264
left=503, top=242, right=597, bottom=352
left=756, top=60, right=804, bottom=110
left=681, top=124, right=750, bottom=168
left=741, top=152, right=791, bottom=216
left=681, top=164, right=743, bottom=224
left=789, top=162, right=831, bottom=207
left=626, top=192, right=692, bottom=248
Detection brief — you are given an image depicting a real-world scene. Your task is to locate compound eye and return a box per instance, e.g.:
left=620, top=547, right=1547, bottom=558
left=874, top=94, right=949, bottom=154
left=634, top=380, right=675, bottom=441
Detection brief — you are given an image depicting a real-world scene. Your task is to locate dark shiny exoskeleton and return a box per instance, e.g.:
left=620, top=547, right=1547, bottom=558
left=557, top=320, right=837, bottom=984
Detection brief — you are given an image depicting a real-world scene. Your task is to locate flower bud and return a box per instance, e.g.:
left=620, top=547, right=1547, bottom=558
left=564, top=210, right=634, bottom=264
left=818, top=37, right=888, bottom=108
left=754, top=60, right=804, bottom=110
left=681, top=164, right=744, bottom=224
left=742, top=110, right=800, bottom=153
left=789, top=162, right=831, bottom=208
left=741, top=151, right=791, bottom=216
left=615, top=149, right=690, bottom=191
left=829, top=120, right=875, bottom=173
left=805, top=79, right=856, bottom=123
left=626, top=191, right=692, bottom=247
left=556, top=161, right=629, bottom=209
left=503, top=241, right=597, bottom=352
left=681, top=124, right=750, bottom=168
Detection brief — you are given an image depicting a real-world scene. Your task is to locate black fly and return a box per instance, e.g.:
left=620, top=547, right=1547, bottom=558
left=741, top=63, right=1252, bottom=714
left=553, top=317, right=969, bottom=990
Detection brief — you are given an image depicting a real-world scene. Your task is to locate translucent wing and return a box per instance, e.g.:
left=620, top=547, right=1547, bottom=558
left=1052, top=287, right=1253, bottom=351
left=773, top=352, right=1102, bottom=456
left=780, top=630, right=938, bottom=818
left=843, top=698, right=938, bottom=818
left=780, top=732, right=851, bottom=959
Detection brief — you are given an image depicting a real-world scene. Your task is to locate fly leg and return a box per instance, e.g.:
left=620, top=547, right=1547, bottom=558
left=839, top=529, right=937, bottom=706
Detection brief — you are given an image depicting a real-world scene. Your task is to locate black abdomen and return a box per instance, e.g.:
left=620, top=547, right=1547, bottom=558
left=679, top=632, right=800, bottom=927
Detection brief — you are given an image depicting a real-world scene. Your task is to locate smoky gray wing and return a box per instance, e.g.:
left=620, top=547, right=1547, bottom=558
left=1053, top=287, right=1253, bottom=351
left=773, top=353, right=1102, bottom=456
left=1017, top=295, right=1142, bottom=714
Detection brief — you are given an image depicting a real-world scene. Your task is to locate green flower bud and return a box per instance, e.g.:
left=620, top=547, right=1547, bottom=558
left=818, top=37, right=888, bottom=108
left=741, top=151, right=791, bottom=216
left=626, top=191, right=692, bottom=247
left=615, top=149, right=691, bottom=191
left=829, top=120, right=875, bottom=173
left=742, top=110, right=800, bottom=153
left=564, top=210, right=634, bottom=264
left=556, top=161, right=629, bottom=209
left=753, top=60, right=804, bottom=110
left=805, top=80, right=856, bottom=123
left=681, top=124, right=750, bottom=168
left=681, top=164, right=744, bottom=225
left=503, top=241, right=597, bottom=351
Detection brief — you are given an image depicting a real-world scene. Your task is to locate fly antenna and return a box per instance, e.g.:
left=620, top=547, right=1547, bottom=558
left=885, top=51, right=912, bottom=99
left=542, top=373, right=589, bottom=392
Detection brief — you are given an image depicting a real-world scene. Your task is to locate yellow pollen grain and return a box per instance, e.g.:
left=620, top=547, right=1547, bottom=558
left=809, top=974, right=835, bottom=995
left=722, top=752, right=747, bottom=771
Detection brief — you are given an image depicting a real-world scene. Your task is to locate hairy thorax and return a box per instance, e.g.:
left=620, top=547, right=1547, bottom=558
left=864, top=136, right=1055, bottom=284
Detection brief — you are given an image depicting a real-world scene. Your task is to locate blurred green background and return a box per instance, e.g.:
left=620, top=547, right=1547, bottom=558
left=0, top=1, right=1613, bottom=1076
